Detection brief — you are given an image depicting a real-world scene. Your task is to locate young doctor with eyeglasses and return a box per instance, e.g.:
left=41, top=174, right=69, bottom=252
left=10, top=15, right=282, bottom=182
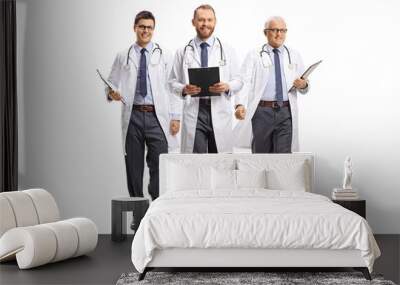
left=106, top=11, right=181, bottom=214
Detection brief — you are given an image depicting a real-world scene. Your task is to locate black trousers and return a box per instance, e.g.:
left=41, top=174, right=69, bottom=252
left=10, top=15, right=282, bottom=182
left=251, top=105, right=292, bottom=153
left=124, top=109, right=168, bottom=200
left=193, top=101, right=218, bottom=153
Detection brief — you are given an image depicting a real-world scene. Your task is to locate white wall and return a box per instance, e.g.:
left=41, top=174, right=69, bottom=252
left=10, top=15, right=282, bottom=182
left=17, top=0, right=400, bottom=233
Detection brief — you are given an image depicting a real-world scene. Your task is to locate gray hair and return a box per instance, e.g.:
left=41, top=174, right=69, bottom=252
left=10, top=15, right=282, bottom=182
left=264, top=16, right=286, bottom=29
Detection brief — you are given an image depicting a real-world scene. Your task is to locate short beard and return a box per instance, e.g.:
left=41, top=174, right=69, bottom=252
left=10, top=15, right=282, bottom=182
left=196, top=26, right=214, bottom=40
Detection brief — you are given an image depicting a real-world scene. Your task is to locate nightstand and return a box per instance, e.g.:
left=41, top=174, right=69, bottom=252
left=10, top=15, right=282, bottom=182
left=332, top=199, right=366, bottom=219
left=111, top=197, right=149, bottom=241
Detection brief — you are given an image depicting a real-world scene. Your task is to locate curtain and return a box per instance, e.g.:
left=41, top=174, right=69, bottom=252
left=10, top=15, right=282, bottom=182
left=0, top=0, right=18, bottom=192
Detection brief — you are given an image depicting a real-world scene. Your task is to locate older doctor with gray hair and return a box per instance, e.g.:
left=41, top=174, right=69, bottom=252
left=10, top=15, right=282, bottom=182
left=234, top=16, right=309, bottom=153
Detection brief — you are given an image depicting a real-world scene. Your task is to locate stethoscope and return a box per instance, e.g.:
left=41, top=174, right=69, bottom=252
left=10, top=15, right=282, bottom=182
left=183, top=37, right=226, bottom=66
left=125, top=43, right=163, bottom=68
left=259, top=44, right=293, bottom=69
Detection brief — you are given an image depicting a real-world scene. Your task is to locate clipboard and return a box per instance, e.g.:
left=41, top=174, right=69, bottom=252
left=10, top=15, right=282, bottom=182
left=188, top=67, right=220, bottom=97
left=96, top=69, right=126, bottom=104
left=289, top=60, right=322, bottom=92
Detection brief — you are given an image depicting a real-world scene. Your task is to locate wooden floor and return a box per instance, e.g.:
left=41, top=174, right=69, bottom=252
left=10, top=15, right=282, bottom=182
left=0, top=235, right=398, bottom=285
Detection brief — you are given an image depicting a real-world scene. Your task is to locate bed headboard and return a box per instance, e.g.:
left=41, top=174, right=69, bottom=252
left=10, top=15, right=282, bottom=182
left=159, top=153, right=315, bottom=195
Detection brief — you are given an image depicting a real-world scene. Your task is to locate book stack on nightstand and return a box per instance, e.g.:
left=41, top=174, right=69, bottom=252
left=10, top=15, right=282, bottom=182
left=332, top=188, right=359, bottom=200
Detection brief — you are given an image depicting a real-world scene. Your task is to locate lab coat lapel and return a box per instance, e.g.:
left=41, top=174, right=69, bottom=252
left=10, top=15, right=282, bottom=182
left=191, top=38, right=202, bottom=66
left=148, top=46, right=158, bottom=100
left=209, top=39, right=220, bottom=67
left=128, top=45, right=139, bottom=70
left=283, top=47, right=294, bottom=91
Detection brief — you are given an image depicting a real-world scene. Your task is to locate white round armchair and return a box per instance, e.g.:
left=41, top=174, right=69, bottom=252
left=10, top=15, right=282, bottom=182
left=0, top=189, right=98, bottom=269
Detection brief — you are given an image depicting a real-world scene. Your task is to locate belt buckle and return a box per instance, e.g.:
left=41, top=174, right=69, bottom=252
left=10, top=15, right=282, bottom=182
left=272, top=102, right=280, bottom=110
left=143, top=105, right=152, bottom=112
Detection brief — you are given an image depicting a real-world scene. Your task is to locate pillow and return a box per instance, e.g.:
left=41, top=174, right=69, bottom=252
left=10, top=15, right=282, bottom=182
left=236, top=169, right=267, bottom=189
left=266, top=162, right=308, bottom=191
left=237, top=158, right=310, bottom=192
left=166, top=162, right=212, bottom=192
left=211, top=168, right=236, bottom=191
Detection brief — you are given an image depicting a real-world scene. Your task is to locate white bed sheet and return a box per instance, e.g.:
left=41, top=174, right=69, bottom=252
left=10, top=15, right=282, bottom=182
left=131, top=190, right=380, bottom=273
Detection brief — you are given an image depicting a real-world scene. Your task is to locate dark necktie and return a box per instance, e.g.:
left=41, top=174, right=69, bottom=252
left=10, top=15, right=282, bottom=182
left=200, top=42, right=208, bottom=68
left=273, top=48, right=283, bottom=104
left=139, top=48, right=147, bottom=97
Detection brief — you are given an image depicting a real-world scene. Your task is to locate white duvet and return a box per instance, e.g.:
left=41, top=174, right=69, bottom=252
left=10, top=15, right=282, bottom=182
left=131, top=190, right=380, bottom=273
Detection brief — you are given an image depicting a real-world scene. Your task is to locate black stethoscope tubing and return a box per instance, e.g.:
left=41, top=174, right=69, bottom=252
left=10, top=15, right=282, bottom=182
left=183, top=37, right=226, bottom=64
left=260, top=44, right=292, bottom=65
left=126, top=43, right=162, bottom=66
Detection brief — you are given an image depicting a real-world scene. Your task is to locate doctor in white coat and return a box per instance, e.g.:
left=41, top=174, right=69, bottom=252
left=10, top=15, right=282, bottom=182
left=234, top=16, right=309, bottom=153
left=106, top=11, right=181, bottom=206
left=169, top=4, right=242, bottom=153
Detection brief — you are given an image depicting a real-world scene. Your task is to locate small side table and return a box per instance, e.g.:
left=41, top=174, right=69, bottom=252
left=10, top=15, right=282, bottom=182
left=332, top=199, right=366, bottom=219
left=111, top=197, right=149, bottom=242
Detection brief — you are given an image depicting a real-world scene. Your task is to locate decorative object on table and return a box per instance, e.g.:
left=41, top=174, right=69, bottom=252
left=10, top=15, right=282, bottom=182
left=343, top=156, right=353, bottom=190
left=116, top=271, right=394, bottom=285
left=111, top=197, right=149, bottom=242
left=0, top=189, right=98, bottom=269
left=332, top=156, right=359, bottom=200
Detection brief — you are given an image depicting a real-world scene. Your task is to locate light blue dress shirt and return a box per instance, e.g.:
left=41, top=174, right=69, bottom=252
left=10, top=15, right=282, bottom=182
left=261, top=44, right=289, bottom=101
left=193, top=36, right=215, bottom=60
left=133, top=42, right=154, bottom=105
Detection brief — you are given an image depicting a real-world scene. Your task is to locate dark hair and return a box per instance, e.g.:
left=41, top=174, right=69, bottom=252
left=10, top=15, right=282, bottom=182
left=134, top=10, right=155, bottom=26
left=193, top=4, right=216, bottom=19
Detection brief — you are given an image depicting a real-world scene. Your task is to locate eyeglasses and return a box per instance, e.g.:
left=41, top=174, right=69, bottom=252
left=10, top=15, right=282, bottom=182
left=265, top=28, right=288, bottom=34
left=136, top=25, right=154, bottom=31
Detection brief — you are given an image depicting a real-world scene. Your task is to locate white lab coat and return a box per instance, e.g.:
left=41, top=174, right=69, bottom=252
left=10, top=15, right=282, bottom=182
left=169, top=37, right=242, bottom=153
left=106, top=44, right=181, bottom=153
left=234, top=45, right=309, bottom=152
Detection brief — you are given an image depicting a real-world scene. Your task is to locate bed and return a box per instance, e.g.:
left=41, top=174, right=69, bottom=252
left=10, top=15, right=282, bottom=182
left=131, top=153, right=380, bottom=280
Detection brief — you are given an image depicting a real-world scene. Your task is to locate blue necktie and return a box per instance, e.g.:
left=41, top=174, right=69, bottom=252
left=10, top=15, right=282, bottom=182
left=200, top=42, right=208, bottom=68
left=139, top=48, right=147, bottom=97
left=273, top=48, right=283, bottom=104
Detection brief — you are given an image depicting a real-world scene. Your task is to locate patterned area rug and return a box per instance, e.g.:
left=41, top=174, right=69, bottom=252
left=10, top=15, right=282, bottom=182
left=116, top=271, right=396, bottom=285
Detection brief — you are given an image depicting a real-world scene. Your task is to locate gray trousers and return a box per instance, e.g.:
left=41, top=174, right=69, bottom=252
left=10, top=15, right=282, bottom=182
left=251, top=105, right=292, bottom=153
left=193, top=102, right=218, bottom=153
left=125, top=109, right=168, bottom=200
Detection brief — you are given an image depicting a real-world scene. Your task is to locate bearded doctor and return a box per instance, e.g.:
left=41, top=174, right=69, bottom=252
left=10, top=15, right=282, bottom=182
left=169, top=4, right=242, bottom=153
left=234, top=16, right=309, bottom=153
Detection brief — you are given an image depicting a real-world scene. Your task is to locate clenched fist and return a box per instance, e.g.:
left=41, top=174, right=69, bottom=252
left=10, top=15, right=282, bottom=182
left=170, top=120, right=180, bottom=136
left=235, top=105, right=246, bottom=120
